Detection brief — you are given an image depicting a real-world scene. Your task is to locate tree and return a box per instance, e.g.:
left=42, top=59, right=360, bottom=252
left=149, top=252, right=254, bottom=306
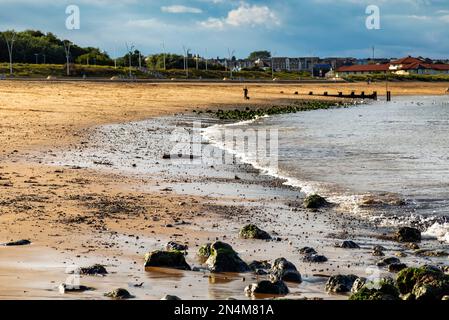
left=248, top=50, right=271, bottom=61
left=3, top=30, right=16, bottom=75
left=75, top=49, right=113, bottom=66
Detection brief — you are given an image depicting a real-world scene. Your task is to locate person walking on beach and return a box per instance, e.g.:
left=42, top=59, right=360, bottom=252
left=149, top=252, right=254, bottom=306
left=243, top=86, right=250, bottom=100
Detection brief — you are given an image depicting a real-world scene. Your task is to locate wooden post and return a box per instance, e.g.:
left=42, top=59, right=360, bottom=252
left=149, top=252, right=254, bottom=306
left=387, top=91, right=391, bottom=102
left=324, top=91, right=328, bottom=96
left=373, top=91, right=378, bottom=100
left=309, top=91, right=313, bottom=95
left=338, top=92, right=343, bottom=97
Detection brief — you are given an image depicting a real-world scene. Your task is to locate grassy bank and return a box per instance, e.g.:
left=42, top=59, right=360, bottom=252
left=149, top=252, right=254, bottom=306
left=0, top=63, right=311, bottom=80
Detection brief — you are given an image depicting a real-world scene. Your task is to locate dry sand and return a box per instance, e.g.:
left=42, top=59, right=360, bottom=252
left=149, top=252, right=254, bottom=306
left=0, top=80, right=448, bottom=300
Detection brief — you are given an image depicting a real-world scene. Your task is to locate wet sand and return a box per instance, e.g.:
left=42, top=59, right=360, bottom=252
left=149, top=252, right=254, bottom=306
left=1, top=81, right=449, bottom=300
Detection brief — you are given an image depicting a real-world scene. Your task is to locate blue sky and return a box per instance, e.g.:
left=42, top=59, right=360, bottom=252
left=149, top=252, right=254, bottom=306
left=0, top=0, right=448, bottom=59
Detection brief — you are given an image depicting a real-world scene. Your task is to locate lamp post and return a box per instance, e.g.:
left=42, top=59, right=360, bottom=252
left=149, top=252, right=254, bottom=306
left=183, top=46, right=190, bottom=78
left=126, top=43, right=135, bottom=78
left=228, top=48, right=235, bottom=79
left=162, top=42, right=166, bottom=70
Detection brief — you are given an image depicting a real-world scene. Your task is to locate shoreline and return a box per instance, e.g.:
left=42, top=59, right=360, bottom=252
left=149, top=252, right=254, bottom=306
left=1, top=82, right=449, bottom=300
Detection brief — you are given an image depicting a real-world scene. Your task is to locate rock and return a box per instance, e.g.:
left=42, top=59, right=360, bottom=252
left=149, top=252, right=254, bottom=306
left=351, top=277, right=367, bottom=294
left=388, top=263, right=407, bottom=273
left=165, top=241, right=188, bottom=252
left=78, top=264, right=108, bottom=275
left=205, top=241, right=250, bottom=273
left=395, top=252, right=407, bottom=258
left=249, top=260, right=271, bottom=272
left=2, top=239, right=31, bottom=246
left=59, top=283, right=92, bottom=294
left=377, top=257, right=401, bottom=267
left=270, top=258, right=302, bottom=283
left=414, top=249, right=448, bottom=257
left=299, top=247, right=317, bottom=255
left=104, top=288, right=134, bottom=299
left=397, top=266, right=449, bottom=300
left=372, top=247, right=385, bottom=256
left=337, top=240, right=360, bottom=249
left=245, top=280, right=289, bottom=296
left=302, top=254, right=328, bottom=263
left=349, top=278, right=400, bottom=300
left=239, top=224, right=271, bottom=240
left=303, top=194, right=328, bottom=209
left=395, top=227, right=421, bottom=243
left=161, top=295, right=181, bottom=300
left=405, top=242, right=420, bottom=250
left=144, top=250, right=191, bottom=270
left=325, top=275, right=358, bottom=293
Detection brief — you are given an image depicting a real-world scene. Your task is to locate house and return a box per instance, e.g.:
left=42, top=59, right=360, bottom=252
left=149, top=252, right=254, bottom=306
left=389, top=56, right=449, bottom=75
left=270, top=57, right=302, bottom=72
left=336, top=56, right=449, bottom=76
left=336, top=64, right=390, bottom=76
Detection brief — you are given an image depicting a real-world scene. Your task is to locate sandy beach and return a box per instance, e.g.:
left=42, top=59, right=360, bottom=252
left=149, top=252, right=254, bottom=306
left=1, top=80, right=449, bottom=300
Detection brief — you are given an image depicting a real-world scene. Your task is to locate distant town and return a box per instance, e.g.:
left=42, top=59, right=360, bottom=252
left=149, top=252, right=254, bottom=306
left=1, top=30, right=449, bottom=79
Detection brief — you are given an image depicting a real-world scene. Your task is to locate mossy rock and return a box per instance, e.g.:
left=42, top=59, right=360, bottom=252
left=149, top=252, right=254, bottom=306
left=325, top=274, right=358, bottom=293
left=270, top=258, right=302, bottom=283
left=144, top=250, right=191, bottom=270
left=205, top=241, right=250, bottom=273
left=396, top=266, right=449, bottom=300
left=239, top=224, right=271, bottom=240
left=349, top=279, right=400, bottom=300
left=104, top=288, right=134, bottom=299
left=303, top=194, right=328, bottom=209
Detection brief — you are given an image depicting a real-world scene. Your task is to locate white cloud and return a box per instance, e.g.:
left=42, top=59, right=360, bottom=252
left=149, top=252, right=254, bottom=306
left=161, top=5, right=202, bottom=14
left=199, top=3, right=280, bottom=29
left=439, top=15, right=449, bottom=23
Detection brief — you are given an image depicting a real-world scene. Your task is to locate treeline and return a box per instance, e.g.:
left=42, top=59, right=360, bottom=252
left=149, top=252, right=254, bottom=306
left=0, top=29, right=225, bottom=70
left=0, top=30, right=114, bottom=65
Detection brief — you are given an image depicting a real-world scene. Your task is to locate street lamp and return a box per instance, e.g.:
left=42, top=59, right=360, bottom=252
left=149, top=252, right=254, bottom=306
left=228, top=48, right=235, bottom=79
left=162, top=42, right=166, bottom=70
left=183, top=46, right=190, bottom=78
left=271, top=51, right=277, bottom=79
left=126, top=43, right=135, bottom=78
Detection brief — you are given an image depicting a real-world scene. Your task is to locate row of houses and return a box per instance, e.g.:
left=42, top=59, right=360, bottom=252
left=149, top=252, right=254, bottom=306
left=200, top=55, right=449, bottom=77
left=336, top=56, right=449, bottom=76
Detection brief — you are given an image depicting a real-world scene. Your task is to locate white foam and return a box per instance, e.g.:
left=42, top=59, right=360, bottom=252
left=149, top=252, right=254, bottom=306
left=423, top=222, right=449, bottom=243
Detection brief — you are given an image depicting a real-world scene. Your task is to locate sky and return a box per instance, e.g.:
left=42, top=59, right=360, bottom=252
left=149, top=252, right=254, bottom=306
left=0, top=0, right=449, bottom=59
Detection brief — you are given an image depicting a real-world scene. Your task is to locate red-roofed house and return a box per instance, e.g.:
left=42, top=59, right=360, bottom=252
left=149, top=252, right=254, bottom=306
left=336, top=56, right=449, bottom=76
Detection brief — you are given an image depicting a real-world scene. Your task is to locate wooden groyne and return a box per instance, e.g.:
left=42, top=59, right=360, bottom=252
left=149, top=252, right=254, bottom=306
left=308, top=91, right=379, bottom=100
